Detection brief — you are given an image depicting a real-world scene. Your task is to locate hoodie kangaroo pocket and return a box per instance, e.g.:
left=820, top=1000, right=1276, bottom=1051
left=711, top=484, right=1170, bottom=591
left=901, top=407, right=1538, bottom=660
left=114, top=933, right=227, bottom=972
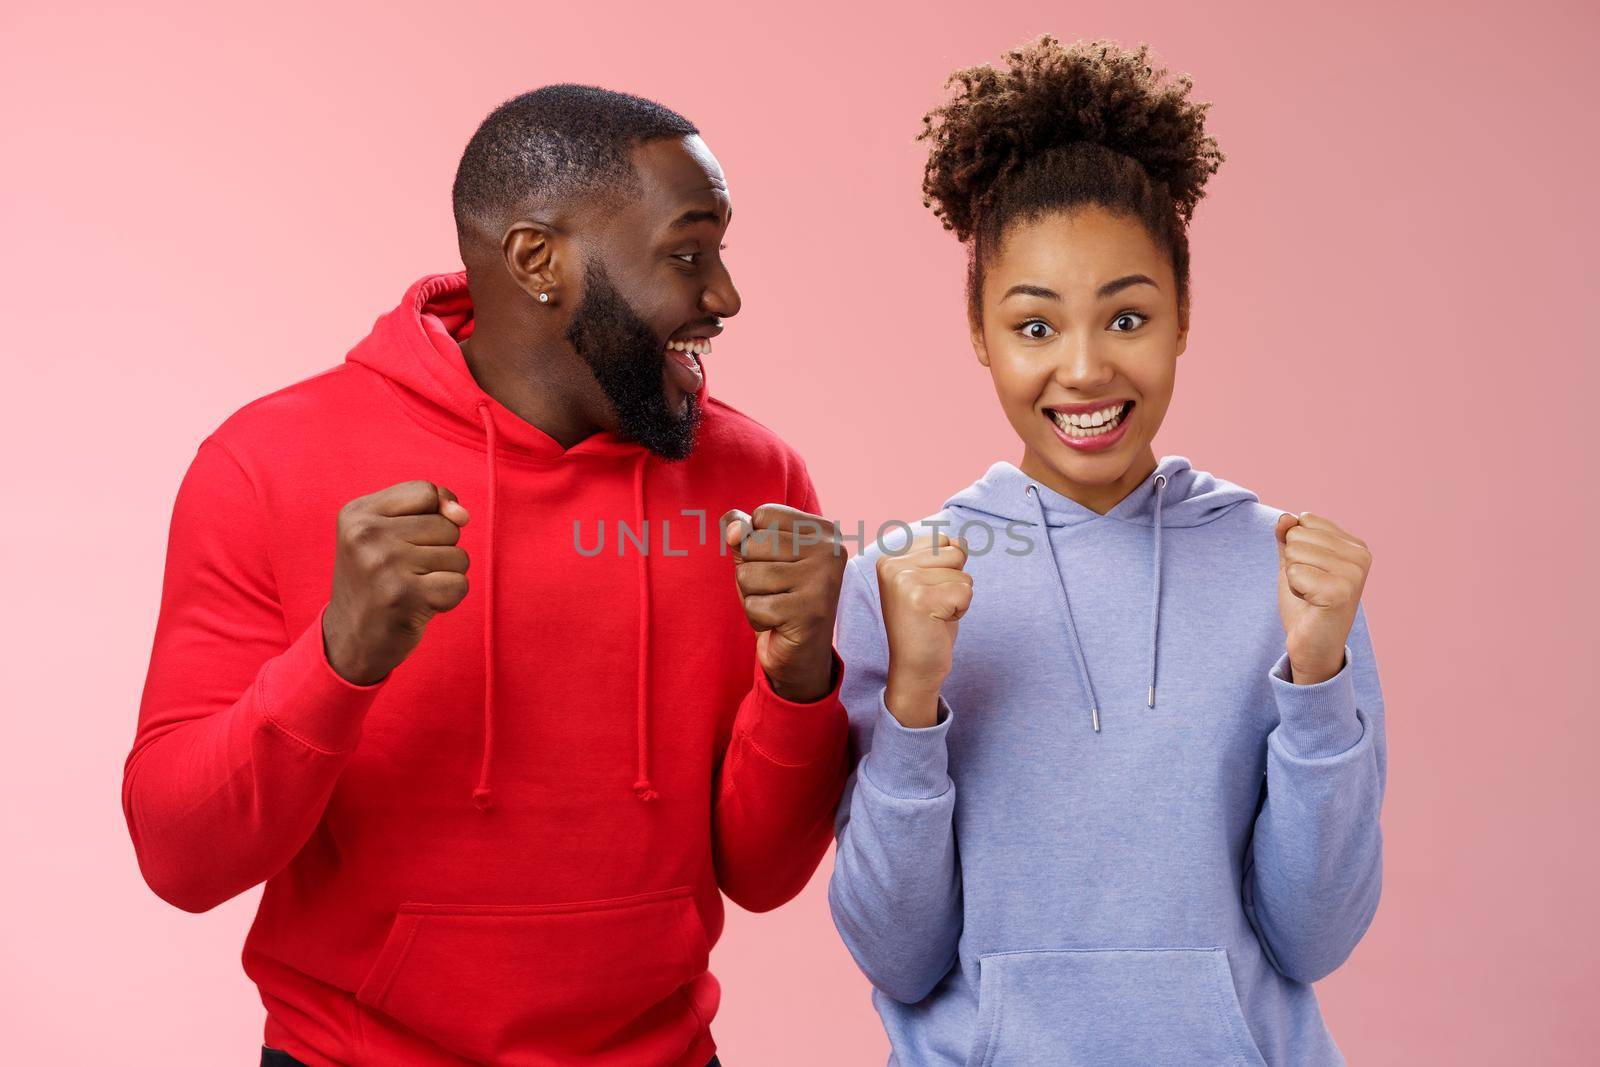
left=965, top=947, right=1267, bottom=1067
left=356, top=886, right=710, bottom=1063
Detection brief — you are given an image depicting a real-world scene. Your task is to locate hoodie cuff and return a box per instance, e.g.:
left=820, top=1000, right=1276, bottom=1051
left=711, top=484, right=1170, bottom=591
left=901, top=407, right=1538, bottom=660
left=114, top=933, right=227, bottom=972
left=1268, top=645, right=1362, bottom=759
left=256, top=604, right=388, bottom=755
left=860, top=688, right=954, bottom=800
left=743, top=647, right=848, bottom=767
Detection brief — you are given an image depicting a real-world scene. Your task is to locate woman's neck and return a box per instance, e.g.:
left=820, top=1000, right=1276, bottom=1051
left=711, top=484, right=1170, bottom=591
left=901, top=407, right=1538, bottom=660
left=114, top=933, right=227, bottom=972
left=1018, top=445, right=1159, bottom=515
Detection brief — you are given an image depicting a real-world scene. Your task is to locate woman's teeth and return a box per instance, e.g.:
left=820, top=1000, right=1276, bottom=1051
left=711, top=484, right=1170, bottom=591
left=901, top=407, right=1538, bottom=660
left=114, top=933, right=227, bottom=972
left=666, top=339, right=712, bottom=356
left=1049, top=402, right=1128, bottom=437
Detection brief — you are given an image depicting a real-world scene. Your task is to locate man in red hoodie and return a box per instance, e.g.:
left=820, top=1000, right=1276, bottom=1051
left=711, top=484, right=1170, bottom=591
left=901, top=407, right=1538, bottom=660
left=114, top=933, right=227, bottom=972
left=123, top=85, right=850, bottom=1067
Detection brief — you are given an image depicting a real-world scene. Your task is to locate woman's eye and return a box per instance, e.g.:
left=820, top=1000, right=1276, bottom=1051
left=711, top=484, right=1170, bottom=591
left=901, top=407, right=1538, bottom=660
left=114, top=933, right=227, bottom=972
left=1020, top=320, right=1055, bottom=340
left=1109, top=311, right=1147, bottom=332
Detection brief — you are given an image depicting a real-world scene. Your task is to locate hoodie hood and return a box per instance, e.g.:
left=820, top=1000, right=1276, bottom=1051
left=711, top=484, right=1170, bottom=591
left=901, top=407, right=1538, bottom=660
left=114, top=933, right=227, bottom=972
left=345, top=271, right=709, bottom=810
left=945, top=456, right=1258, bottom=731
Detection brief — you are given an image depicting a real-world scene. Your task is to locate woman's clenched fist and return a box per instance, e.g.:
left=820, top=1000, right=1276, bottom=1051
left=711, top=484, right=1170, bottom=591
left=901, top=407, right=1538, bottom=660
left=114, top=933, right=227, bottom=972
left=323, top=480, right=472, bottom=685
left=878, top=531, right=973, bottom=728
left=1275, top=510, right=1372, bottom=685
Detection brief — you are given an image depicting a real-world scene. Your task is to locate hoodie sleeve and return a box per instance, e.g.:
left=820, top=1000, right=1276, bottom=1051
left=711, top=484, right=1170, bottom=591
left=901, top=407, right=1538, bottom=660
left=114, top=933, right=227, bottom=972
left=711, top=460, right=850, bottom=913
left=1242, top=601, right=1388, bottom=984
left=122, top=435, right=388, bottom=913
left=826, top=552, right=963, bottom=1005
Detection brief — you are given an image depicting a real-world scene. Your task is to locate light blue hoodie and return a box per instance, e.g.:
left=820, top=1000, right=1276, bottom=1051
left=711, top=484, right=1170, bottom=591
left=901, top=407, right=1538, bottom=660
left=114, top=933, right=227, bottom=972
left=828, top=455, right=1387, bottom=1066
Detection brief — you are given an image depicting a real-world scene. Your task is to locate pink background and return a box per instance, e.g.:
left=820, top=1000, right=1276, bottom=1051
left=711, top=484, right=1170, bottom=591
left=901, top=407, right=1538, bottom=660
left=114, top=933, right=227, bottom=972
left=4, top=1, right=1596, bottom=1063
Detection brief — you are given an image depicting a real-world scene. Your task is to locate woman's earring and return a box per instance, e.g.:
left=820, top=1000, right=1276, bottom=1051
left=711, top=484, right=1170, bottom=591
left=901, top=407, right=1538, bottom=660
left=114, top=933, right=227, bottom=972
left=537, top=292, right=550, bottom=304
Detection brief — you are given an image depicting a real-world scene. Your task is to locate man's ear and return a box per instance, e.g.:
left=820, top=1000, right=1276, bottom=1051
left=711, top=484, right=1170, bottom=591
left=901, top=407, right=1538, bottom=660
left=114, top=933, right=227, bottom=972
left=502, top=220, right=564, bottom=306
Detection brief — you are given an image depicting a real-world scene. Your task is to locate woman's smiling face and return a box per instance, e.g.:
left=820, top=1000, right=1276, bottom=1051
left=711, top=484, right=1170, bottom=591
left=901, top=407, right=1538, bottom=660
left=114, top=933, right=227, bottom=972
left=971, top=205, right=1187, bottom=512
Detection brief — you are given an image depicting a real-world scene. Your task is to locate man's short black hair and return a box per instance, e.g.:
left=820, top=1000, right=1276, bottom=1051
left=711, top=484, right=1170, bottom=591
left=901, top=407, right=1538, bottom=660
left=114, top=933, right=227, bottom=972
left=451, top=84, right=699, bottom=243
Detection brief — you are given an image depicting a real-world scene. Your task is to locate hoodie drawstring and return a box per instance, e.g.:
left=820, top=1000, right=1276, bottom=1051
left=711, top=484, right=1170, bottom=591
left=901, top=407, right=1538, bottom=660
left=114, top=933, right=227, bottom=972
left=630, top=451, right=658, bottom=802
left=1148, top=473, right=1167, bottom=708
left=1024, top=470, right=1169, bottom=733
left=468, top=404, right=657, bottom=809
left=472, top=401, right=499, bottom=811
left=1026, top=484, right=1103, bottom=732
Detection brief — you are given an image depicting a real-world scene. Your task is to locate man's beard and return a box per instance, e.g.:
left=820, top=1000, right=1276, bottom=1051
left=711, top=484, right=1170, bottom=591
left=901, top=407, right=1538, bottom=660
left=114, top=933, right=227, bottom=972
left=564, top=260, right=701, bottom=461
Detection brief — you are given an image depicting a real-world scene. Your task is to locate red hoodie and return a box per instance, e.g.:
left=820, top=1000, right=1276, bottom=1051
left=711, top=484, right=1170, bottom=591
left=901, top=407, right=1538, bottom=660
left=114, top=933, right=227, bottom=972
left=123, top=272, right=850, bottom=1067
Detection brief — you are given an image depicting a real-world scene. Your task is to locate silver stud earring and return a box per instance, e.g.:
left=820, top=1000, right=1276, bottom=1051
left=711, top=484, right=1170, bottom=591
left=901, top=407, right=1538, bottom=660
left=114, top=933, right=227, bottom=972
left=538, top=292, right=550, bottom=303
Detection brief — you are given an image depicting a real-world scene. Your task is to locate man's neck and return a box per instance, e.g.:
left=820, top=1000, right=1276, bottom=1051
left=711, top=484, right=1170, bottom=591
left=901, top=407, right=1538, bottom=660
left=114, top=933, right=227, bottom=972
left=459, top=327, right=601, bottom=449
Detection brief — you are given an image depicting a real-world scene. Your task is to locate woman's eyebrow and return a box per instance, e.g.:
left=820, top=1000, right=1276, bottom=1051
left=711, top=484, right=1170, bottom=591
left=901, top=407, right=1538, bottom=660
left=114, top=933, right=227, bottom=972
left=1097, top=273, right=1159, bottom=297
left=1000, top=274, right=1160, bottom=303
left=1000, top=283, right=1061, bottom=302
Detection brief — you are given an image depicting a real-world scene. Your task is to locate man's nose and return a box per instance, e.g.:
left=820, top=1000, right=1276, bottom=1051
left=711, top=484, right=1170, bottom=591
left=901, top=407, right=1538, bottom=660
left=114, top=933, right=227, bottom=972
left=700, top=262, right=741, bottom=319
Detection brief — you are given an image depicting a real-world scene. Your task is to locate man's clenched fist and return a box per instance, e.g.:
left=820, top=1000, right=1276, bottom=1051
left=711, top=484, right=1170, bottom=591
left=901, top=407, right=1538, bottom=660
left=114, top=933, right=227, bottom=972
left=721, top=504, right=845, bottom=703
left=878, top=531, right=973, bottom=729
left=323, top=480, right=472, bottom=685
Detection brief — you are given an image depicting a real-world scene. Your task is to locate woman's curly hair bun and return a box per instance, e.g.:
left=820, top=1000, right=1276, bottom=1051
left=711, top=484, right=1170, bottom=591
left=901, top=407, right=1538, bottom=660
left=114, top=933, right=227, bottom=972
left=919, top=35, right=1224, bottom=244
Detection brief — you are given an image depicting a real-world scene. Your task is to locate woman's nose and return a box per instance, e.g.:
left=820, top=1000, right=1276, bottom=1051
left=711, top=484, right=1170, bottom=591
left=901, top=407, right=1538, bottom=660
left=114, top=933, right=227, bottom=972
left=1053, top=331, right=1115, bottom=390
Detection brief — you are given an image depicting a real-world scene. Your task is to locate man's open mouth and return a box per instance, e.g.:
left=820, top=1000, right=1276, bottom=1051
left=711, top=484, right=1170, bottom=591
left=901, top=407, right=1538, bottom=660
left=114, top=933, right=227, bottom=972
left=663, top=338, right=707, bottom=398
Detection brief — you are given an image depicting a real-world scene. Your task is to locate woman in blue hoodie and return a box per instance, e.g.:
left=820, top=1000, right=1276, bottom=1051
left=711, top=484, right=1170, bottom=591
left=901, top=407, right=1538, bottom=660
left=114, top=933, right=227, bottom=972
left=828, top=36, right=1386, bottom=1066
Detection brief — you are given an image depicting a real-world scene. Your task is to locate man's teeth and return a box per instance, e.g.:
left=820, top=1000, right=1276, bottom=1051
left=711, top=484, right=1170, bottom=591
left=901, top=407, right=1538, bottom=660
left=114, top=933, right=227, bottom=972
left=666, top=339, right=712, bottom=356
left=1049, top=402, right=1127, bottom=437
